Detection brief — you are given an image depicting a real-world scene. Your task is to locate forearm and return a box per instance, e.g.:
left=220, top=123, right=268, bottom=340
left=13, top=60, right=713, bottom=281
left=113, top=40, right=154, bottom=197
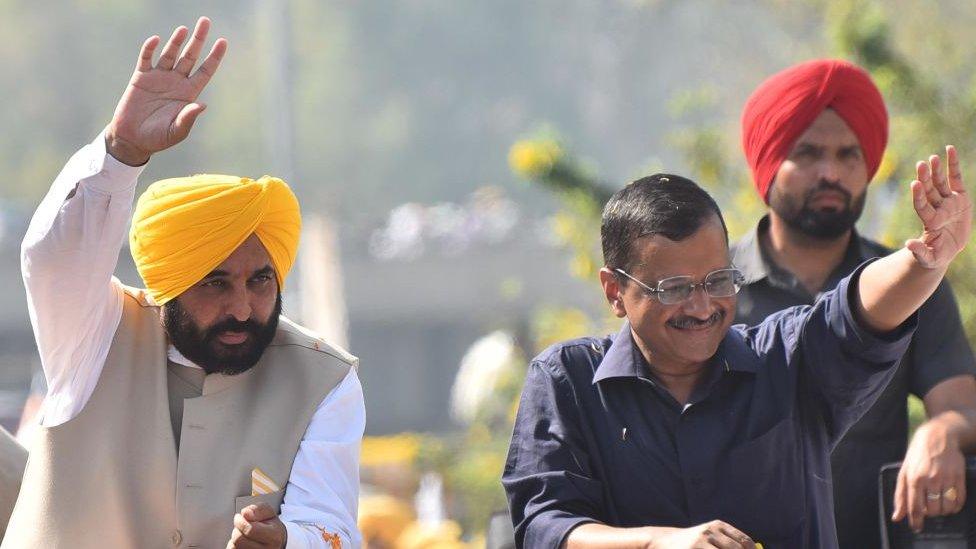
left=565, top=523, right=673, bottom=549
left=856, top=249, right=947, bottom=333
left=22, top=132, right=143, bottom=425
left=923, top=407, right=976, bottom=453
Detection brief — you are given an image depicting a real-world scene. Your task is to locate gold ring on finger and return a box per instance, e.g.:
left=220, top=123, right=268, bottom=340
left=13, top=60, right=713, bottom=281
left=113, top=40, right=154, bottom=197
left=943, top=487, right=959, bottom=502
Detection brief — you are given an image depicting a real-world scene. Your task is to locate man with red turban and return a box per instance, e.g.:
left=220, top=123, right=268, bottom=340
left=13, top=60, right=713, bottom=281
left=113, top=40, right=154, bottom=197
left=4, top=18, right=363, bottom=549
left=734, top=59, right=976, bottom=547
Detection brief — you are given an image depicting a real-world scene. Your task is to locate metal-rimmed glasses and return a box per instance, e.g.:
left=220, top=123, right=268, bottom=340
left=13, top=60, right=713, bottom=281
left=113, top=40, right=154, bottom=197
left=614, top=267, right=745, bottom=305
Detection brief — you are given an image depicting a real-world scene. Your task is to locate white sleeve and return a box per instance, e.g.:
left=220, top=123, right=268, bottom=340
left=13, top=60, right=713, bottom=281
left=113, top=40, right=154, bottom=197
left=281, top=368, right=365, bottom=549
left=21, top=131, right=145, bottom=427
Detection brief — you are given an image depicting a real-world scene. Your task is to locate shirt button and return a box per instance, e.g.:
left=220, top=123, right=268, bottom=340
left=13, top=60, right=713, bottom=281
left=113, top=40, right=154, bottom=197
left=171, top=529, right=182, bottom=546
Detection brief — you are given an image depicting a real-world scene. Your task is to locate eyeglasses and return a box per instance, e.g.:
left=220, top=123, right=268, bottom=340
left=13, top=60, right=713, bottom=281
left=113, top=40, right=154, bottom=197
left=614, top=267, right=745, bottom=305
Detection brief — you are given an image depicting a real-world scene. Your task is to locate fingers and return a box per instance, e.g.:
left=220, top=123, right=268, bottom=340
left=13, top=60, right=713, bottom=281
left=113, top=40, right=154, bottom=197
left=156, top=25, right=189, bottom=71
left=918, top=160, right=943, bottom=208
left=947, top=145, right=966, bottom=193
left=940, top=461, right=966, bottom=515
left=169, top=103, right=207, bottom=144
left=705, top=521, right=754, bottom=549
left=906, top=474, right=926, bottom=532
left=190, top=38, right=228, bottom=88
left=923, top=485, right=944, bottom=518
left=952, top=480, right=967, bottom=514
left=892, top=467, right=908, bottom=521
left=931, top=154, right=953, bottom=198
left=136, top=35, right=160, bottom=72
left=911, top=179, right=936, bottom=221
left=233, top=512, right=277, bottom=541
left=242, top=503, right=277, bottom=523
left=226, top=527, right=264, bottom=549
left=174, top=17, right=211, bottom=76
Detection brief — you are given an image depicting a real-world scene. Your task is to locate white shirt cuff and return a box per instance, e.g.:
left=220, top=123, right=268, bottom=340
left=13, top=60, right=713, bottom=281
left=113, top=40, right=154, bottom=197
left=78, top=130, right=147, bottom=194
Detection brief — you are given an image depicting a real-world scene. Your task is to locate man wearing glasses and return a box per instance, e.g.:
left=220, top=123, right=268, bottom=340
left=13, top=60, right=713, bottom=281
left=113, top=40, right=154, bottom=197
left=502, top=163, right=971, bottom=548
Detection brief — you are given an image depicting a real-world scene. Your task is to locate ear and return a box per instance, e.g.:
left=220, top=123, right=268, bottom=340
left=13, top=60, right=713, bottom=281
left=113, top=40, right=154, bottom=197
left=599, top=267, right=628, bottom=318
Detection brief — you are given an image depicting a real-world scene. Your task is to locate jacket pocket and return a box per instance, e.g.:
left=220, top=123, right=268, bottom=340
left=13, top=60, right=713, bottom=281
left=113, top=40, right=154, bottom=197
left=235, top=489, right=286, bottom=514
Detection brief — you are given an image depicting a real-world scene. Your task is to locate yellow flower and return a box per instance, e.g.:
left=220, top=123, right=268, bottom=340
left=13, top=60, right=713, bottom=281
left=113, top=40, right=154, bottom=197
left=396, top=521, right=466, bottom=549
left=361, top=433, right=422, bottom=467
left=874, top=150, right=898, bottom=184
left=508, top=139, right=562, bottom=178
left=359, top=495, right=415, bottom=546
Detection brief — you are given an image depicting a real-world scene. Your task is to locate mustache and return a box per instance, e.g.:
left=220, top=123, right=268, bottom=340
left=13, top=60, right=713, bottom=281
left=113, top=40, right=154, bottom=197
left=203, top=317, right=262, bottom=341
left=803, top=180, right=852, bottom=205
left=667, top=310, right=725, bottom=329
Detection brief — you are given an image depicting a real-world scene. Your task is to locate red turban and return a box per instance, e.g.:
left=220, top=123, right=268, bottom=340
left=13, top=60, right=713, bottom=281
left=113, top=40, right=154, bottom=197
left=741, top=59, right=888, bottom=202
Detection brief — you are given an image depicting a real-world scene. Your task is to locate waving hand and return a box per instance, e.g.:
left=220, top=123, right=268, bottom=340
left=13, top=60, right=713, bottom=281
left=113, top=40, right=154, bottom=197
left=105, top=17, right=227, bottom=165
left=906, top=146, right=973, bottom=269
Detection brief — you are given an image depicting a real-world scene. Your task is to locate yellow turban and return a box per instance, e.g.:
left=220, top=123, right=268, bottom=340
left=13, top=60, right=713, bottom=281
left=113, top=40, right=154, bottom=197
left=129, top=174, right=301, bottom=305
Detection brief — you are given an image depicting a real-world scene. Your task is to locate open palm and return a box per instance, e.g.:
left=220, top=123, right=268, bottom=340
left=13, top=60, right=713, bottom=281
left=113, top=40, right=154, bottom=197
left=107, top=17, right=227, bottom=165
left=907, top=146, right=973, bottom=269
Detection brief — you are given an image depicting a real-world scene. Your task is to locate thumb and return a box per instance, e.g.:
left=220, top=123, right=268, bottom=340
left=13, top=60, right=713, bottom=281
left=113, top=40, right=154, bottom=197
left=905, top=239, right=932, bottom=264
left=170, top=102, right=207, bottom=144
left=242, top=502, right=277, bottom=522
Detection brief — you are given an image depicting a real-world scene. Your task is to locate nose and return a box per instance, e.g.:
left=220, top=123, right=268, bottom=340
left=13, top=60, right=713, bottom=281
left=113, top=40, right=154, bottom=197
left=819, top=156, right=842, bottom=183
left=681, top=285, right=713, bottom=319
left=224, top=286, right=252, bottom=322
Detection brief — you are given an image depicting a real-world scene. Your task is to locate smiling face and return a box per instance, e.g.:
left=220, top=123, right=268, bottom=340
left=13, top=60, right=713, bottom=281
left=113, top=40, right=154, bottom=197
left=162, top=234, right=281, bottom=375
left=601, top=215, right=735, bottom=372
left=767, top=109, right=869, bottom=239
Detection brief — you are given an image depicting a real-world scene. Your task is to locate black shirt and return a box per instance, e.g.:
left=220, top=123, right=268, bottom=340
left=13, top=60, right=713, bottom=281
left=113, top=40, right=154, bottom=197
left=731, top=216, right=976, bottom=548
left=502, top=266, right=916, bottom=549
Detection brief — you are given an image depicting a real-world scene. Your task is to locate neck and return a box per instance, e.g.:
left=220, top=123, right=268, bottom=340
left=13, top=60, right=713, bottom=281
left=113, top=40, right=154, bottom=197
left=631, top=329, right=709, bottom=405
left=764, top=214, right=851, bottom=295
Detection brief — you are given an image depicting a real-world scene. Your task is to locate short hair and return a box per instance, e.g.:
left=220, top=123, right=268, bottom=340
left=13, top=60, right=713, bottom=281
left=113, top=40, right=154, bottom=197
left=601, top=173, right=727, bottom=271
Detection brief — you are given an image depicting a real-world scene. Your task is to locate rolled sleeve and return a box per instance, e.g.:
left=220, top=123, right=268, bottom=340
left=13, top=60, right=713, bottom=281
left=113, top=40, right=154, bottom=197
left=748, top=260, right=917, bottom=442
left=803, top=260, right=917, bottom=439
left=502, top=361, right=603, bottom=549
left=83, top=130, right=147, bottom=194
left=829, top=259, right=918, bottom=361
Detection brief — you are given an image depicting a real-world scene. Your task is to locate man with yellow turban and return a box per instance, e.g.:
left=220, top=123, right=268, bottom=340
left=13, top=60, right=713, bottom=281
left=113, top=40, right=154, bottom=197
left=4, top=17, right=363, bottom=549
left=733, top=59, right=976, bottom=546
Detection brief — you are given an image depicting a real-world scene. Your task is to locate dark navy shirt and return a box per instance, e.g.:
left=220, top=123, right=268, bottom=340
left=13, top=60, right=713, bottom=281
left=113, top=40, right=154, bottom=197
left=732, top=217, right=976, bottom=549
left=503, top=265, right=916, bottom=549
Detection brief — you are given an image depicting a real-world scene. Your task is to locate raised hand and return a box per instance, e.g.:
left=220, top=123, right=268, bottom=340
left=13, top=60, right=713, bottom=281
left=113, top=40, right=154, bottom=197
left=906, top=146, right=973, bottom=269
left=105, top=17, right=228, bottom=166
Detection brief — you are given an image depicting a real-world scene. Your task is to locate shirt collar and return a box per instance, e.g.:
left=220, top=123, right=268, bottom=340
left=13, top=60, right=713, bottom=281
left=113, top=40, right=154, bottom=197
left=733, top=214, right=875, bottom=287
left=168, top=345, right=203, bottom=370
left=592, top=321, right=759, bottom=385
left=731, top=217, right=770, bottom=284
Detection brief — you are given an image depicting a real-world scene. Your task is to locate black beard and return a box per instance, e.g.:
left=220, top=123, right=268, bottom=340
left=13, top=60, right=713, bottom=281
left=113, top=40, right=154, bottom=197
left=769, top=180, right=866, bottom=239
left=163, top=294, right=282, bottom=376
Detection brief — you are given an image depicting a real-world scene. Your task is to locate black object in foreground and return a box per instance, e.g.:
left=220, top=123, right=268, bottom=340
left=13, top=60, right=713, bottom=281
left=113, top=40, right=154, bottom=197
left=880, top=457, right=976, bottom=548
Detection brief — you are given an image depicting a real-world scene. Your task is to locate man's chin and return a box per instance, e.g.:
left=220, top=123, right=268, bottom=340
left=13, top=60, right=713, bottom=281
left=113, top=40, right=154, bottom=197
left=793, top=213, right=855, bottom=239
left=198, top=344, right=264, bottom=375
